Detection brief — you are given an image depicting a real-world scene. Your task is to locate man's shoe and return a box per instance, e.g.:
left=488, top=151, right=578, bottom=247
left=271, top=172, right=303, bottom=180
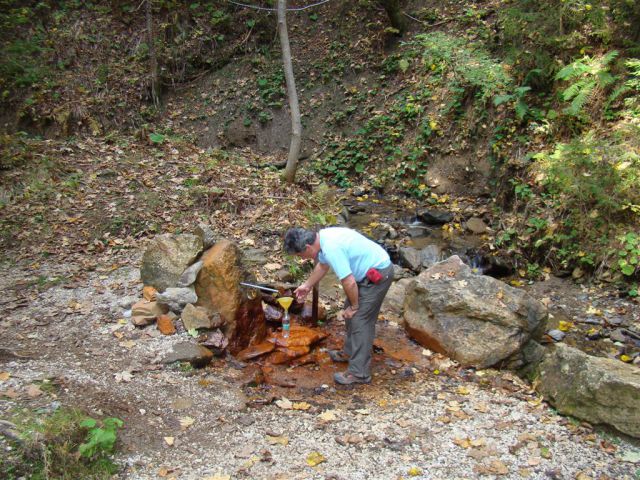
left=334, top=371, right=371, bottom=385
left=328, top=350, right=349, bottom=363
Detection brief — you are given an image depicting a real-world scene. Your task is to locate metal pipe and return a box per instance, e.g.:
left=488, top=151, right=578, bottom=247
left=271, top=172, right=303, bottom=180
left=239, top=282, right=279, bottom=293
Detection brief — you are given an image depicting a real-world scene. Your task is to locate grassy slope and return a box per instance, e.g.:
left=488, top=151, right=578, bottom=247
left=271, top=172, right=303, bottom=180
left=0, top=0, right=639, bottom=288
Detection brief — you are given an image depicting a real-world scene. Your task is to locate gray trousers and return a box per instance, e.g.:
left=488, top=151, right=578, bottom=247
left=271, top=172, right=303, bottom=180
left=343, top=264, right=394, bottom=378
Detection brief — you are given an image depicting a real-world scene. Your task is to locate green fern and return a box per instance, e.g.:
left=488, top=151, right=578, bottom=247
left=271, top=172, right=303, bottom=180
left=556, top=51, right=619, bottom=117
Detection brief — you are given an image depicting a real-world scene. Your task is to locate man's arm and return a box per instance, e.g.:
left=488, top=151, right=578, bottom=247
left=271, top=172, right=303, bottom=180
left=294, top=262, right=330, bottom=301
left=340, top=274, right=359, bottom=308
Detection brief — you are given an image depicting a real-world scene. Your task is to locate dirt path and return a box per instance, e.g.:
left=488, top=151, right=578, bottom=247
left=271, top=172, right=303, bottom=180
left=1, top=250, right=639, bottom=480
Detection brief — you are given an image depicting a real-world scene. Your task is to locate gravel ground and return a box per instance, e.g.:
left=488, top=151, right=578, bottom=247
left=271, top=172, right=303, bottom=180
left=1, top=254, right=639, bottom=480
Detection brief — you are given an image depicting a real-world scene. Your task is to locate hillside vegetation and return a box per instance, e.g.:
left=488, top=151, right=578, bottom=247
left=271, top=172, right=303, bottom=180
left=1, top=0, right=639, bottom=294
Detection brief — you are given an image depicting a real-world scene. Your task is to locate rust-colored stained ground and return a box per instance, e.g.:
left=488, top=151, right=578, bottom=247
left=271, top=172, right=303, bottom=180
left=237, top=318, right=431, bottom=396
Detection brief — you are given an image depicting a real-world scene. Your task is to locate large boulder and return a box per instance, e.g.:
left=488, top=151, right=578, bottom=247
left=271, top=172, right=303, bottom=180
left=538, top=344, right=640, bottom=438
left=381, top=278, right=414, bottom=319
left=140, top=234, right=203, bottom=292
left=195, top=240, right=266, bottom=353
left=403, top=255, right=547, bottom=368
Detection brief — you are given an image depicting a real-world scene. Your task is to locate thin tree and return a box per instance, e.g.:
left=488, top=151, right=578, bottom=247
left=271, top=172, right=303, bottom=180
left=278, top=0, right=302, bottom=183
left=146, top=0, right=160, bottom=107
left=380, top=0, right=406, bottom=35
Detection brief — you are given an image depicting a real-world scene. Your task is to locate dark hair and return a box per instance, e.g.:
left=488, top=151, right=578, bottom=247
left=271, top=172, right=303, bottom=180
left=283, top=227, right=316, bottom=254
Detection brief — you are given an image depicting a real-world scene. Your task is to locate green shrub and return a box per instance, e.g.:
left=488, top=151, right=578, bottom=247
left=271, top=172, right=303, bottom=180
left=1, top=407, right=123, bottom=479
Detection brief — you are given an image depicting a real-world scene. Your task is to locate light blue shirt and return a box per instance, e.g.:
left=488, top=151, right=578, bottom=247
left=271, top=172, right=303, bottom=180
left=317, top=227, right=391, bottom=282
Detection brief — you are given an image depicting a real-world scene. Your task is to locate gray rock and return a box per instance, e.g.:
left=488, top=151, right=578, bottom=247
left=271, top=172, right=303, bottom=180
left=417, top=209, right=453, bottom=225
left=156, top=287, right=198, bottom=313
left=547, top=329, right=566, bottom=342
left=465, top=217, right=489, bottom=234
left=393, top=264, right=412, bottom=280
left=195, top=223, right=216, bottom=250
left=177, top=260, right=204, bottom=287
left=407, top=226, right=429, bottom=238
left=382, top=278, right=414, bottom=318
left=181, top=303, right=220, bottom=330
left=162, top=342, right=214, bottom=368
left=140, top=234, right=203, bottom=292
left=242, top=248, right=268, bottom=267
left=403, top=255, right=547, bottom=369
left=538, top=343, right=640, bottom=438
left=398, top=247, right=422, bottom=272
left=610, top=328, right=628, bottom=344
left=421, top=244, right=443, bottom=269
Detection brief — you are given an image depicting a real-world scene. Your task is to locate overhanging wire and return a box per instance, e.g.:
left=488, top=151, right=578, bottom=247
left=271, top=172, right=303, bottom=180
left=227, top=0, right=330, bottom=12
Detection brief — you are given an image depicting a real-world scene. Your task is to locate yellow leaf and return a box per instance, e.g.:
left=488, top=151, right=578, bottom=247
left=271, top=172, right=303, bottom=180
left=179, top=416, right=195, bottom=430
left=318, top=410, right=338, bottom=422
left=620, top=354, right=632, bottom=363
left=164, top=436, right=174, bottom=446
left=293, top=402, right=311, bottom=411
left=586, top=306, right=603, bottom=316
left=509, top=280, right=524, bottom=287
left=457, top=386, right=470, bottom=395
left=469, top=438, right=486, bottom=447
left=266, top=434, right=289, bottom=446
left=0, top=372, right=10, bottom=382
left=558, top=320, right=574, bottom=332
left=408, top=466, right=422, bottom=476
left=306, top=451, right=326, bottom=467
left=453, top=437, right=471, bottom=448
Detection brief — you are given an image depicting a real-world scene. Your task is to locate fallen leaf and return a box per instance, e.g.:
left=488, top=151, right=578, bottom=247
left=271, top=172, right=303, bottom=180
left=179, top=416, right=195, bottom=430
left=1, top=388, right=18, bottom=398
left=26, top=384, right=43, bottom=398
left=0, top=372, right=10, bottom=382
left=292, top=402, right=311, bottom=411
left=306, top=451, right=326, bottom=467
left=454, top=437, right=471, bottom=449
left=586, top=306, right=603, bottom=316
left=318, top=410, right=338, bottom=422
left=202, top=474, right=231, bottom=480
left=457, top=386, right=471, bottom=395
left=263, top=263, right=282, bottom=271
left=618, top=450, right=640, bottom=463
left=115, top=371, right=133, bottom=383
left=266, top=435, right=289, bottom=446
left=408, top=466, right=422, bottom=476
left=540, top=446, right=552, bottom=459
left=558, top=320, right=574, bottom=332
left=164, top=436, right=174, bottom=446
left=275, top=397, right=292, bottom=410
left=470, top=438, right=486, bottom=447
left=483, top=460, right=509, bottom=475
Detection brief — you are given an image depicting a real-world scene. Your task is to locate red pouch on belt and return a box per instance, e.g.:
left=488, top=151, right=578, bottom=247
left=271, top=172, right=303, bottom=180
left=366, top=267, right=383, bottom=284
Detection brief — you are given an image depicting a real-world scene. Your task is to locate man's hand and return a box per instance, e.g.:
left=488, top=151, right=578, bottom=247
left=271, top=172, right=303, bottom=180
left=294, top=283, right=311, bottom=302
left=342, top=305, right=358, bottom=320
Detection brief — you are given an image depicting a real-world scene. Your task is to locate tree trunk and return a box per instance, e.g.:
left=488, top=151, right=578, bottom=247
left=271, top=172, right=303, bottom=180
left=146, top=0, right=160, bottom=107
left=278, top=0, right=302, bottom=184
left=380, top=0, right=406, bottom=35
